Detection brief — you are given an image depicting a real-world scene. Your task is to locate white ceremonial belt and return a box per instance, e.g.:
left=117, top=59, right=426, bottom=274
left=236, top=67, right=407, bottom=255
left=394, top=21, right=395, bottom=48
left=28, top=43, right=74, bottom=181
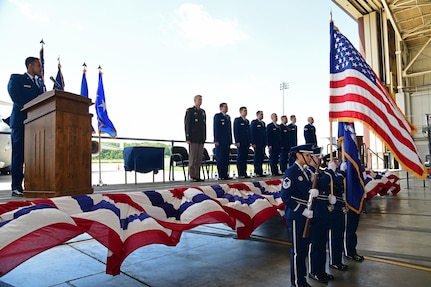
left=316, top=195, right=329, bottom=201
left=291, top=196, right=308, bottom=206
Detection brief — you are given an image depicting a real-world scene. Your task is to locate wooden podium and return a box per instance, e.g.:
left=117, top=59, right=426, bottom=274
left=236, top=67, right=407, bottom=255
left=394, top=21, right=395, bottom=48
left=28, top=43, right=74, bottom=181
left=22, top=90, right=94, bottom=198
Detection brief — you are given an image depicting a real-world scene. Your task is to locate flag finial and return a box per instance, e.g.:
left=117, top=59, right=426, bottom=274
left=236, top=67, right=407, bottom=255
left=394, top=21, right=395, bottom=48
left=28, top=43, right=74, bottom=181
left=40, top=39, right=45, bottom=45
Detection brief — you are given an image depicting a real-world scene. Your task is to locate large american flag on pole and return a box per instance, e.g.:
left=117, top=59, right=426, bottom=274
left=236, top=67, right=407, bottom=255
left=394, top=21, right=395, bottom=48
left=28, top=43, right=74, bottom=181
left=329, top=21, right=426, bottom=179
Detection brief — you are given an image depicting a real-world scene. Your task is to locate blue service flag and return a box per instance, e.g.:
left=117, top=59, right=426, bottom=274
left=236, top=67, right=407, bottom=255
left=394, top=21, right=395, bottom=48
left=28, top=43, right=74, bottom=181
left=80, top=69, right=95, bottom=133
left=338, top=122, right=365, bottom=214
left=96, top=71, right=117, bottom=138
left=80, top=70, right=88, bottom=97
left=55, top=64, right=65, bottom=90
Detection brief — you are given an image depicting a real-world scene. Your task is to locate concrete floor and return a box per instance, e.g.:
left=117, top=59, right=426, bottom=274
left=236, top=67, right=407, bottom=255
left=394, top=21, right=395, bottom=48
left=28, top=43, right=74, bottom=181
left=0, top=171, right=430, bottom=287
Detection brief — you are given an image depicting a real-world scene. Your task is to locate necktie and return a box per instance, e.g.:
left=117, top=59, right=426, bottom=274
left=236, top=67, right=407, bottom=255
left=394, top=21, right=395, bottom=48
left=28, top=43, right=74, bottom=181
left=33, top=77, right=39, bottom=88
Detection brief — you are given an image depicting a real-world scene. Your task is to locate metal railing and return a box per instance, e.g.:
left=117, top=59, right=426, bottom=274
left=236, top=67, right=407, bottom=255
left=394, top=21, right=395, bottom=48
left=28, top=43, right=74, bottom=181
left=368, top=147, right=385, bottom=170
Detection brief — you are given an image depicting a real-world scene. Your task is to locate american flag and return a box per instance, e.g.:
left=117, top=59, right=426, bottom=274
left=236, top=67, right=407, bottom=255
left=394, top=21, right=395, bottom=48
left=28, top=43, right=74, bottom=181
left=329, top=21, right=426, bottom=179
left=0, top=180, right=282, bottom=276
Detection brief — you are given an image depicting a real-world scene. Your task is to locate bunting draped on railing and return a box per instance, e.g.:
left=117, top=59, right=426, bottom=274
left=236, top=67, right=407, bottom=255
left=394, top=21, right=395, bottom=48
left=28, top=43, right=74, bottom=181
left=0, top=180, right=283, bottom=276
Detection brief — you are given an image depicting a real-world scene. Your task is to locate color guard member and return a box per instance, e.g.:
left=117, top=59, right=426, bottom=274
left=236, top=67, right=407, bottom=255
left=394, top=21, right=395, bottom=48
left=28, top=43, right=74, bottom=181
left=281, top=144, right=317, bottom=287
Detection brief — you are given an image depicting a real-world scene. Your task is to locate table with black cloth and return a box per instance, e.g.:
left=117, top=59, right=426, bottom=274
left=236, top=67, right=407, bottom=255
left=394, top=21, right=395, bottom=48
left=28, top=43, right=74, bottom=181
left=123, top=146, right=165, bottom=184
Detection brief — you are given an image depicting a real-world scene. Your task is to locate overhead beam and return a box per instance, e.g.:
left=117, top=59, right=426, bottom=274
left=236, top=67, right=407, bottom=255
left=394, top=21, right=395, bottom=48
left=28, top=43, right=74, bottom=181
left=403, top=37, right=431, bottom=74
left=404, top=69, right=431, bottom=78
left=381, top=0, right=403, bottom=41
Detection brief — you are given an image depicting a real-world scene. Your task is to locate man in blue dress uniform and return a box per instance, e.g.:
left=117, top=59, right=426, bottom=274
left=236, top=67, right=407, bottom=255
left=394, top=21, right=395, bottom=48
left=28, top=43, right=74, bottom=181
left=281, top=144, right=318, bottom=287
left=325, top=155, right=349, bottom=271
left=280, top=115, right=289, bottom=173
left=250, top=111, right=266, bottom=177
left=8, top=57, right=45, bottom=197
left=287, top=115, right=298, bottom=166
left=214, top=103, right=232, bottom=180
left=308, top=150, right=338, bottom=284
left=304, top=116, right=317, bottom=146
left=344, top=207, right=365, bottom=262
left=266, top=113, right=281, bottom=176
left=234, top=106, right=251, bottom=178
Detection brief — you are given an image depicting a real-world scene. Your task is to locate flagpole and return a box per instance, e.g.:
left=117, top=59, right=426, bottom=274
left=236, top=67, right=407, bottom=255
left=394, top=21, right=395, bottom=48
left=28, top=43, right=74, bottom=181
left=97, top=133, right=106, bottom=186
left=329, top=119, right=334, bottom=197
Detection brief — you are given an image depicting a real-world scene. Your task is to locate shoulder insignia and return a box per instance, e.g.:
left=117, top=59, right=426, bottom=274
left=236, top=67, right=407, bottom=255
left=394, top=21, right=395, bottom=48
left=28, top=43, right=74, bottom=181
left=283, top=177, right=291, bottom=189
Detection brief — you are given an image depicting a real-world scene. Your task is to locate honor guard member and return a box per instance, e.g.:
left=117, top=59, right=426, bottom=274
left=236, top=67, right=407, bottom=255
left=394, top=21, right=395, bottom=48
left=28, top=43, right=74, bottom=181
left=184, top=95, right=206, bottom=182
left=281, top=144, right=317, bottom=287
left=308, top=149, right=336, bottom=284
left=250, top=111, right=266, bottom=177
left=233, top=107, right=251, bottom=178
left=266, top=113, right=282, bottom=176
left=214, top=103, right=232, bottom=180
left=344, top=203, right=365, bottom=262
left=304, top=116, right=317, bottom=146
left=279, top=115, right=289, bottom=173
left=287, top=115, right=298, bottom=166
left=8, top=56, right=46, bottom=197
left=325, top=154, right=349, bottom=271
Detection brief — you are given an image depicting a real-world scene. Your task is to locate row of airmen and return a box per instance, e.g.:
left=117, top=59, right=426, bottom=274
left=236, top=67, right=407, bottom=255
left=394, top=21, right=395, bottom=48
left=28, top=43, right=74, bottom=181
left=281, top=144, right=364, bottom=287
left=184, top=96, right=318, bottom=181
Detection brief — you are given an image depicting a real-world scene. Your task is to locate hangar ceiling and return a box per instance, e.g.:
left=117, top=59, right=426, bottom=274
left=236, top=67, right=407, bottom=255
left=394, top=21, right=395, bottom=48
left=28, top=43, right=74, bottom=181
left=333, top=0, right=431, bottom=90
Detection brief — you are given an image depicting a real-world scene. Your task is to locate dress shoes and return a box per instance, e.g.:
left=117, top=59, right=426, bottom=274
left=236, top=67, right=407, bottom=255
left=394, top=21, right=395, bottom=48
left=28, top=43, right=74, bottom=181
left=308, top=273, right=327, bottom=283
left=324, top=273, right=335, bottom=280
left=345, top=254, right=364, bottom=262
left=238, top=175, right=251, bottom=179
left=191, top=178, right=204, bottom=182
left=219, top=177, right=233, bottom=180
left=329, top=263, right=348, bottom=271
left=291, top=283, right=312, bottom=287
left=11, top=189, right=23, bottom=197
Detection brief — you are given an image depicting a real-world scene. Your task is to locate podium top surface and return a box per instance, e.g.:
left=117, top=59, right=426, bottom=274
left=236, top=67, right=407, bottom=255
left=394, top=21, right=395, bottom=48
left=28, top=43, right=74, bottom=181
left=22, top=89, right=93, bottom=112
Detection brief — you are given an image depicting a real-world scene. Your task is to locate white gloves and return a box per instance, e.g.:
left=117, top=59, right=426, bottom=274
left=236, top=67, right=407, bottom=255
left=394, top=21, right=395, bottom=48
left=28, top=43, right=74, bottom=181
left=328, top=194, right=337, bottom=204
left=328, top=161, right=337, bottom=172
left=340, top=162, right=347, bottom=171
left=309, top=188, right=319, bottom=198
left=302, top=208, right=313, bottom=219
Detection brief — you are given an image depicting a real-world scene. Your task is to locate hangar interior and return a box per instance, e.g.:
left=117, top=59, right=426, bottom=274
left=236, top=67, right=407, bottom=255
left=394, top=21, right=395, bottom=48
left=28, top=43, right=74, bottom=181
left=333, top=0, right=431, bottom=170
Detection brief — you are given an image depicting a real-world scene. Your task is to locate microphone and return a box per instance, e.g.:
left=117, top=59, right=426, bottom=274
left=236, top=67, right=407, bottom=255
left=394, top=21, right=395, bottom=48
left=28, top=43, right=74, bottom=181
left=50, top=76, right=62, bottom=90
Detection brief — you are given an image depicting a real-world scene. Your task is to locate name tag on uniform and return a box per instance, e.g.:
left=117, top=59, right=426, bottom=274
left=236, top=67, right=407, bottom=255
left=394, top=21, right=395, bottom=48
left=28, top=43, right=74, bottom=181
left=241, top=123, right=245, bottom=126
left=257, top=124, right=261, bottom=127
left=24, top=85, right=31, bottom=88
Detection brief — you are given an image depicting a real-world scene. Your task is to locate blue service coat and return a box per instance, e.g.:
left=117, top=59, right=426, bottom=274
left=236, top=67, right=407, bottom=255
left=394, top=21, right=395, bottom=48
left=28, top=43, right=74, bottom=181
left=8, top=73, right=44, bottom=127
left=213, top=113, right=232, bottom=146
left=250, top=119, right=266, bottom=147
left=304, top=123, right=317, bottom=145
